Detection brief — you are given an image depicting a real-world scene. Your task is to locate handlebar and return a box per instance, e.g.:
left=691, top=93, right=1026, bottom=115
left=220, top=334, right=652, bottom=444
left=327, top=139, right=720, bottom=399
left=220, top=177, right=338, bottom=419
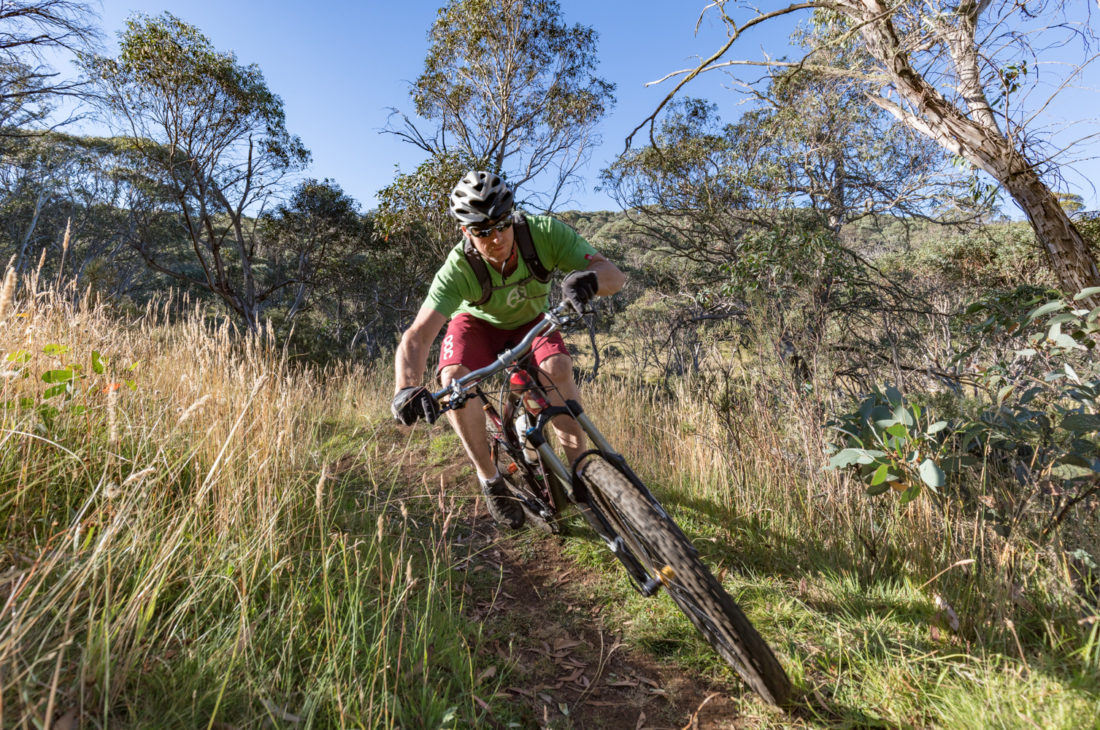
left=431, top=302, right=580, bottom=410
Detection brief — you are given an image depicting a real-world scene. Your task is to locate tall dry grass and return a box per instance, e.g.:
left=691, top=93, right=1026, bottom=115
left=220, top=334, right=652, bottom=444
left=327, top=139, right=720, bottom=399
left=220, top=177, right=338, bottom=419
left=0, top=271, right=488, bottom=727
left=574, top=328, right=1099, bottom=725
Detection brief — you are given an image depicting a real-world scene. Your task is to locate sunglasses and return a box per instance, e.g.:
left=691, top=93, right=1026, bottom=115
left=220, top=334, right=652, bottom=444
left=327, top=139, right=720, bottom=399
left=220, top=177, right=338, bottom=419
left=468, top=218, right=514, bottom=238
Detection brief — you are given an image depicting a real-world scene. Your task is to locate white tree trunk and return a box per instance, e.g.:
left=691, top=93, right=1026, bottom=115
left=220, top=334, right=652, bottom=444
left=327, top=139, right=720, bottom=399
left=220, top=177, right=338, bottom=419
left=849, top=0, right=1099, bottom=292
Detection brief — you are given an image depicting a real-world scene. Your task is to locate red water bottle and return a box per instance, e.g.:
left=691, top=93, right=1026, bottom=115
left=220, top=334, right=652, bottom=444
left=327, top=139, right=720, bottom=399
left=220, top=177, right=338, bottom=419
left=509, top=370, right=549, bottom=414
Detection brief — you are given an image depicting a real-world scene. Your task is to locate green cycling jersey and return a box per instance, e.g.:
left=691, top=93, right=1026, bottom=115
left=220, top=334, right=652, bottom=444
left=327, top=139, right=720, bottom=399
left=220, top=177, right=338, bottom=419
left=423, top=214, right=598, bottom=329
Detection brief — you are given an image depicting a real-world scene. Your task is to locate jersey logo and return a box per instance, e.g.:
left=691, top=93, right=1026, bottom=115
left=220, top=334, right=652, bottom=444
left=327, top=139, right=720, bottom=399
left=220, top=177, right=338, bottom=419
left=505, top=285, right=525, bottom=308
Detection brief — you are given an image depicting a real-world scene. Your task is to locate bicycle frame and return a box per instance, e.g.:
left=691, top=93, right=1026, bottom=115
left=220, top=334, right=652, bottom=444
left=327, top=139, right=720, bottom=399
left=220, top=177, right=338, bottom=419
left=430, top=305, right=794, bottom=705
left=432, top=304, right=675, bottom=596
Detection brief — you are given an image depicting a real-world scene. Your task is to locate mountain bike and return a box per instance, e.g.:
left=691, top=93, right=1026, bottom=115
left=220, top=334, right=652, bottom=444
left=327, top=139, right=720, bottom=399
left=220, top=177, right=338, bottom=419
left=430, top=303, right=792, bottom=706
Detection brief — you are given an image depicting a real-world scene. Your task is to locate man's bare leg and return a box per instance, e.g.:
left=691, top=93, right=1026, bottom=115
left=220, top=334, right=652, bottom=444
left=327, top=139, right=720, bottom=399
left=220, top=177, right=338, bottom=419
left=440, top=364, right=497, bottom=478
left=536, top=353, right=588, bottom=467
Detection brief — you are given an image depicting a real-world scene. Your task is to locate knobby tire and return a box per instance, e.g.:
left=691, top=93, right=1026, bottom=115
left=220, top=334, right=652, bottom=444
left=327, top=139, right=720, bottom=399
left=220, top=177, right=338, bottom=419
left=581, top=458, right=791, bottom=706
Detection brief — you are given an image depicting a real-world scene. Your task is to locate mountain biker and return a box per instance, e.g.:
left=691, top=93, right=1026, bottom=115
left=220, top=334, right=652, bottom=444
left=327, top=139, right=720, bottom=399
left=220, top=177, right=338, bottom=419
left=391, top=171, right=626, bottom=528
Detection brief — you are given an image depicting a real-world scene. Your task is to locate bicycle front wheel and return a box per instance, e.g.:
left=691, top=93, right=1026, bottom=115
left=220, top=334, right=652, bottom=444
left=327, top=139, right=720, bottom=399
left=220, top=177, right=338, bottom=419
left=580, top=458, right=791, bottom=706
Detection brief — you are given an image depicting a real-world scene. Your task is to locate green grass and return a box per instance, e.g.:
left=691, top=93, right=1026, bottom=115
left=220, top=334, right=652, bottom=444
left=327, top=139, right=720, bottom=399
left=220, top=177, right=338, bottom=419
left=4, top=274, right=1099, bottom=728
left=0, top=283, right=503, bottom=728
left=546, top=366, right=1100, bottom=727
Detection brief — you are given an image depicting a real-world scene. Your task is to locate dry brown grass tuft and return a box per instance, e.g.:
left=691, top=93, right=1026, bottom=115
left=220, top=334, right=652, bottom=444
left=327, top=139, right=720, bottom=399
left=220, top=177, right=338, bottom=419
left=0, top=270, right=403, bottom=725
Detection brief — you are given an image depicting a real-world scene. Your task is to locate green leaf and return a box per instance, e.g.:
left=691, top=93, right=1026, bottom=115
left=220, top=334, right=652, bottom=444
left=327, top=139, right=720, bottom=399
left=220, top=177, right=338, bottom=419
left=926, top=421, right=949, bottom=435
left=1068, top=549, right=1099, bottom=570
left=885, top=423, right=909, bottom=439
left=42, top=368, right=75, bottom=384
left=870, top=463, right=890, bottom=486
left=829, top=448, right=886, bottom=468
left=865, top=483, right=890, bottom=496
left=1047, top=319, right=1063, bottom=341
left=894, top=403, right=915, bottom=427
left=868, top=405, right=893, bottom=423
left=5, top=350, right=30, bottom=364
left=919, top=459, right=946, bottom=490
left=942, top=455, right=979, bottom=472
left=899, top=483, right=922, bottom=505
left=1061, top=413, right=1100, bottom=433
left=884, top=384, right=903, bottom=406
left=1028, top=300, right=1066, bottom=322
left=997, top=385, right=1014, bottom=406
left=42, top=383, right=68, bottom=399
left=1054, top=334, right=1084, bottom=350
left=42, top=344, right=70, bottom=357
left=1047, top=313, right=1080, bottom=327
left=1073, top=287, right=1100, bottom=301
left=92, top=351, right=106, bottom=375
left=1050, top=463, right=1093, bottom=481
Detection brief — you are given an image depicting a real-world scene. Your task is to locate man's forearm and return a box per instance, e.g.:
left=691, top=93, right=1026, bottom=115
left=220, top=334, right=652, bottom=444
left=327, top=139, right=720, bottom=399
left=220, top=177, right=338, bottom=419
left=395, top=333, right=429, bottom=392
left=587, top=258, right=627, bottom=296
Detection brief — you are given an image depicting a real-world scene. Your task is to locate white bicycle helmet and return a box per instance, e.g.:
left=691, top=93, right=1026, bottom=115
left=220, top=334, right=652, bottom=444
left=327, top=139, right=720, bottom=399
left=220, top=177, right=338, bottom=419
left=448, top=171, right=514, bottom=225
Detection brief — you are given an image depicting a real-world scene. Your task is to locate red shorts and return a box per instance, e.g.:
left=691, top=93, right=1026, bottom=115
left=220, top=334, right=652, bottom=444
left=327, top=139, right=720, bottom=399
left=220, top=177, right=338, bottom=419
left=437, top=313, right=569, bottom=375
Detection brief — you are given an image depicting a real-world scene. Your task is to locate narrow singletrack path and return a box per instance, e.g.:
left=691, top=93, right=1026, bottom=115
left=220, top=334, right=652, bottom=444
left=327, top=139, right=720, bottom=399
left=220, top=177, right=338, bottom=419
left=447, top=478, right=757, bottom=728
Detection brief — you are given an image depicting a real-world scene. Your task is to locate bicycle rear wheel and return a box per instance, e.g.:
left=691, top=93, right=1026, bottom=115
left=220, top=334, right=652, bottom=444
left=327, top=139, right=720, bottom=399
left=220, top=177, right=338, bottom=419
left=580, top=458, right=791, bottom=706
left=487, top=432, right=563, bottom=535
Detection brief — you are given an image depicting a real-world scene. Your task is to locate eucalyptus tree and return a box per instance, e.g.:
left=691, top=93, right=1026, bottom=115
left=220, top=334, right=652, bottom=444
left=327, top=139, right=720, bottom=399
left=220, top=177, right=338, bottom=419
left=388, top=0, right=615, bottom=212
left=259, top=178, right=366, bottom=324
left=81, top=13, right=309, bottom=329
left=605, top=68, right=972, bottom=383
left=605, top=71, right=963, bottom=294
left=636, top=1, right=1100, bottom=294
left=0, top=0, right=98, bottom=140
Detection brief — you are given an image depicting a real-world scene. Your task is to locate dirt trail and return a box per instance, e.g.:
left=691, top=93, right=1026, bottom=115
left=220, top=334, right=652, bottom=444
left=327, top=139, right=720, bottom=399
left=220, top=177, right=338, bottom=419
left=448, top=486, right=759, bottom=730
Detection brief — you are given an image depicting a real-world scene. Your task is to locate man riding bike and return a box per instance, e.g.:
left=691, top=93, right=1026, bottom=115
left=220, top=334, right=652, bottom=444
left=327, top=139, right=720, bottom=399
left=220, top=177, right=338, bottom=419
left=391, top=171, right=626, bottom=528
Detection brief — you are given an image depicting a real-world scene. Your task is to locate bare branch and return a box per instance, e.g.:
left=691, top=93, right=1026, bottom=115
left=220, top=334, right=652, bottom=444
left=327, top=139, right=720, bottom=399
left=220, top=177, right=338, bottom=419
left=624, top=1, right=820, bottom=152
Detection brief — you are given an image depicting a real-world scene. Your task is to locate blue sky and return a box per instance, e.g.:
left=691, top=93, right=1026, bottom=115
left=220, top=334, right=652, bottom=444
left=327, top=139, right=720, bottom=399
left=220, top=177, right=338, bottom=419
left=78, top=1, right=1100, bottom=213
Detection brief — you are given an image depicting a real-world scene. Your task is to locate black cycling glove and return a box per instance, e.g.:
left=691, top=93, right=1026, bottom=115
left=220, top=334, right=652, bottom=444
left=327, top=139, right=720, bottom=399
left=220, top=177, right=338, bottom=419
left=391, top=386, right=440, bottom=426
left=561, top=270, right=599, bottom=313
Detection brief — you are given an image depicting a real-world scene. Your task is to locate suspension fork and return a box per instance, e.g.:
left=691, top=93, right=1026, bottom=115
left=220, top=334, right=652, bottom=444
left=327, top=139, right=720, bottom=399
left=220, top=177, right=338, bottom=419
left=524, top=400, right=663, bottom=596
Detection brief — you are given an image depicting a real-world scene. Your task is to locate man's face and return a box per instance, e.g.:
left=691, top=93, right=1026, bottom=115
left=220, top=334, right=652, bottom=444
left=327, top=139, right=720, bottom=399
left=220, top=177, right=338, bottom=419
left=463, top=216, right=515, bottom=268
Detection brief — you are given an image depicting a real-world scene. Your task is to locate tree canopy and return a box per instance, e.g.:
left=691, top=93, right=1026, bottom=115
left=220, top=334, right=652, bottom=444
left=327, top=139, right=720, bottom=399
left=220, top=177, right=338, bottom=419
left=81, top=13, right=309, bottom=327
left=635, top=1, right=1100, bottom=294
left=389, top=0, right=615, bottom=211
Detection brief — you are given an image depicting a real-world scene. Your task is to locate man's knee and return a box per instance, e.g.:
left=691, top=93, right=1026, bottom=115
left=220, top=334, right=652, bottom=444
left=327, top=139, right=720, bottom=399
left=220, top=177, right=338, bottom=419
left=439, top=364, right=469, bottom=387
left=539, top=353, right=575, bottom=384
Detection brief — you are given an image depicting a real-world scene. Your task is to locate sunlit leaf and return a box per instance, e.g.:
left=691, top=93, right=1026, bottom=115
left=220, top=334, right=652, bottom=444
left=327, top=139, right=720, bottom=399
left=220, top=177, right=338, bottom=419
left=919, top=459, right=945, bottom=490
left=1073, top=287, right=1100, bottom=301
left=43, top=344, right=70, bottom=357
left=1027, top=300, right=1065, bottom=322
left=42, top=368, right=75, bottom=384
